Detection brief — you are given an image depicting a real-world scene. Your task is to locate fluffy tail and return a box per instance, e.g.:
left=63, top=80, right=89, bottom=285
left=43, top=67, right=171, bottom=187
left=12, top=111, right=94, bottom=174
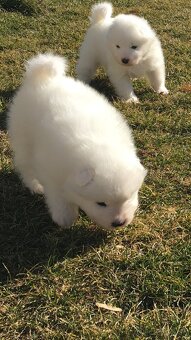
left=24, top=53, right=67, bottom=83
left=90, top=2, right=113, bottom=25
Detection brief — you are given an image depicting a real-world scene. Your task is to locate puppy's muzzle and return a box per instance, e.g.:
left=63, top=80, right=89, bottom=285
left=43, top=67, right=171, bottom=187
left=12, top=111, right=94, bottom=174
left=121, top=58, right=129, bottom=64
left=111, top=218, right=126, bottom=228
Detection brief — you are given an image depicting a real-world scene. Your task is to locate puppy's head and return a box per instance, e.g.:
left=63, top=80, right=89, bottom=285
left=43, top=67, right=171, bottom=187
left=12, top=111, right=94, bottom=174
left=66, top=155, right=146, bottom=230
left=107, top=14, right=156, bottom=67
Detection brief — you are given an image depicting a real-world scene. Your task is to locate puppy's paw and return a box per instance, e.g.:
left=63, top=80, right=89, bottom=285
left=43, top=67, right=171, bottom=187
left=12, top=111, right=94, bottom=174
left=52, top=214, right=74, bottom=229
left=157, top=87, right=169, bottom=95
left=126, top=96, right=140, bottom=104
left=30, top=179, right=44, bottom=194
left=52, top=204, right=79, bottom=229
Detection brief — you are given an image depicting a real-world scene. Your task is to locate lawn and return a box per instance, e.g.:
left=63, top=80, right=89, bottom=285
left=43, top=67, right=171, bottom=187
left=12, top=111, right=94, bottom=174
left=0, top=0, right=190, bottom=338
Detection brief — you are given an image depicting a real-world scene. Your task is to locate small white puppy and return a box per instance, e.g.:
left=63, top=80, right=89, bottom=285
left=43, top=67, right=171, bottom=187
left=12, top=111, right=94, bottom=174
left=8, top=53, right=146, bottom=230
left=77, top=2, right=168, bottom=102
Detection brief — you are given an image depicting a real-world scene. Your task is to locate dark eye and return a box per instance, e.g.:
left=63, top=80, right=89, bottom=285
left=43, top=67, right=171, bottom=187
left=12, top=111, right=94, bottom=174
left=97, top=202, right=107, bottom=207
left=131, top=45, right=137, bottom=49
left=116, top=45, right=120, bottom=48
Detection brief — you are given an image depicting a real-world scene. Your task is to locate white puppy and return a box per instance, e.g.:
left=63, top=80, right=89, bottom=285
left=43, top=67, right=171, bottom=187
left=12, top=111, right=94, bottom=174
left=8, top=53, right=146, bottom=230
left=77, top=2, right=168, bottom=102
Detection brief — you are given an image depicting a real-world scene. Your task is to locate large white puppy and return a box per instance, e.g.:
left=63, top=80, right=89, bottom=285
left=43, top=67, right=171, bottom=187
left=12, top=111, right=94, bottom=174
left=77, top=2, right=168, bottom=102
left=8, top=53, right=146, bottom=230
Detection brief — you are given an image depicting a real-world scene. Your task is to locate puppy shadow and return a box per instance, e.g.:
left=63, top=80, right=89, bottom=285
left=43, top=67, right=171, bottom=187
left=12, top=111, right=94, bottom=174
left=0, top=0, right=41, bottom=16
left=0, top=170, right=108, bottom=283
left=90, top=76, right=118, bottom=102
left=0, top=89, right=15, bottom=131
left=89, top=77, right=156, bottom=104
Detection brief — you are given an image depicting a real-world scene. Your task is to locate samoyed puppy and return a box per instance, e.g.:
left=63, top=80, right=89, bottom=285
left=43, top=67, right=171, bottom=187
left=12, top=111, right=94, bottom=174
left=8, top=53, right=146, bottom=230
left=76, top=2, right=168, bottom=102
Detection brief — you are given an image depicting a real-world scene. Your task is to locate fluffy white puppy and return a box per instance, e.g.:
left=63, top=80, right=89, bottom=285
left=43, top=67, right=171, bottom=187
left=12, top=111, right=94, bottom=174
left=77, top=2, right=168, bottom=102
left=8, top=53, right=146, bottom=230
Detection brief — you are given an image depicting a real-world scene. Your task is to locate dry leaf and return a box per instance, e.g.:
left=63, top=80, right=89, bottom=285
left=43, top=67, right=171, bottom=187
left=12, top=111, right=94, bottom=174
left=116, top=245, right=125, bottom=250
left=0, top=305, right=7, bottom=314
left=96, top=302, right=122, bottom=312
left=180, top=84, right=191, bottom=93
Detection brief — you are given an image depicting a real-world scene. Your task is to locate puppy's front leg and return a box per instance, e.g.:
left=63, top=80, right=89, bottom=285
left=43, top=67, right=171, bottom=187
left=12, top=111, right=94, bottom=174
left=147, top=67, right=169, bottom=94
left=45, top=188, right=79, bottom=228
left=109, top=71, right=139, bottom=102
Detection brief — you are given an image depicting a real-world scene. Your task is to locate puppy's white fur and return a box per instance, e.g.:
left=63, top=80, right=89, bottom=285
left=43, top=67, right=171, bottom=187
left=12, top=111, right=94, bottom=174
left=8, top=53, right=146, bottom=230
left=77, top=2, right=168, bottom=102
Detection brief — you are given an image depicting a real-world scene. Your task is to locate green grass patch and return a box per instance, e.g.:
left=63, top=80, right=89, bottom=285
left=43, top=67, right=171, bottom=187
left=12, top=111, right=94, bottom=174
left=0, top=0, right=190, bottom=338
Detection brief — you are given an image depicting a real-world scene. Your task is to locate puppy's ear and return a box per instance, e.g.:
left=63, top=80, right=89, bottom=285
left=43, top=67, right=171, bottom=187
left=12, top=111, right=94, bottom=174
left=139, top=26, right=155, bottom=41
left=141, top=164, right=147, bottom=178
left=137, top=164, right=147, bottom=188
left=141, top=166, right=147, bottom=183
left=127, top=163, right=147, bottom=194
left=76, top=168, right=95, bottom=186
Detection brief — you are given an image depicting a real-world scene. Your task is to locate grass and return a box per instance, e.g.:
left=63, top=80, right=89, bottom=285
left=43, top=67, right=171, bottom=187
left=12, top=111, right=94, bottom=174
left=0, top=0, right=190, bottom=338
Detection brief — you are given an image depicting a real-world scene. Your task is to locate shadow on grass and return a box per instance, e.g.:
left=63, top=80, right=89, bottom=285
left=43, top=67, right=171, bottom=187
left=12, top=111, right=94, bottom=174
left=90, top=76, right=155, bottom=104
left=0, top=0, right=42, bottom=16
left=0, top=170, right=107, bottom=283
left=90, top=76, right=118, bottom=102
left=0, top=89, right=15, bottom=132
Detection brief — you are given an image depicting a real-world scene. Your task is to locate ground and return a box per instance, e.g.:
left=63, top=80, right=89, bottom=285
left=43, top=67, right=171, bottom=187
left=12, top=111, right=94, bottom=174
left=0, top=0, right=190, bottom=338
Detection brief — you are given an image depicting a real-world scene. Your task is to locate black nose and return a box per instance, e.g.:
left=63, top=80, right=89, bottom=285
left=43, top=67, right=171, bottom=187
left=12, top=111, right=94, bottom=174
left=121, top=58, right=129, bottom=64
left=111, top=219, right=126, bottom=228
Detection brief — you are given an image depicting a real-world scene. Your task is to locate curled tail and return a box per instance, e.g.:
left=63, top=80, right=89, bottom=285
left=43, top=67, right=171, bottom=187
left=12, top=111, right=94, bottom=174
left=90, top=2, right=113, bottom=25
left=24, top=53, right=67, bottom=83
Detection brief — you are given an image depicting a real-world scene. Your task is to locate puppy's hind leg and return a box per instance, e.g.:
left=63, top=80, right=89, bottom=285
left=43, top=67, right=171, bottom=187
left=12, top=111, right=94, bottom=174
left=76, top=46, right=98, bottom=83
left=76, top=59, right=98, bottom=83
left=147, top=67, right=169, bottom=94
